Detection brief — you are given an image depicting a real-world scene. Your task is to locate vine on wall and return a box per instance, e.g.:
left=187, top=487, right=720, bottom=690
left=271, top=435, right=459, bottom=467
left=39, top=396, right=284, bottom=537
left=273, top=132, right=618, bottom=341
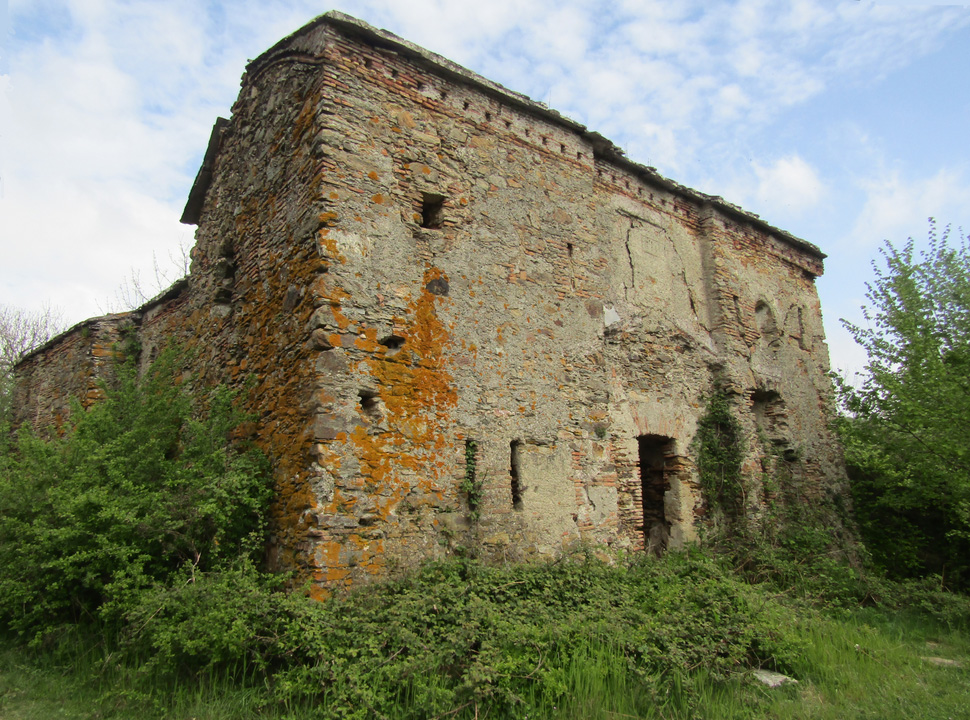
left=694, top=389, right=746, bottom=521
left=461, top=439, right=483, bottom=522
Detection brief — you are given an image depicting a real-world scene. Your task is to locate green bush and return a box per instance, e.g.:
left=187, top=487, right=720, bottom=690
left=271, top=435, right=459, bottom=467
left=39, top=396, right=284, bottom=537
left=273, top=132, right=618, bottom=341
left=268, top=552, right=806, bottom=718
left=0, top=346, right=272, bottom=641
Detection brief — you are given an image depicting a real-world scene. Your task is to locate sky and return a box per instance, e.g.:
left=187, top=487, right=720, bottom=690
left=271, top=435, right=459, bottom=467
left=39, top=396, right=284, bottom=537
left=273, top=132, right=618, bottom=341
left=1, top=0, right=969, bottom=379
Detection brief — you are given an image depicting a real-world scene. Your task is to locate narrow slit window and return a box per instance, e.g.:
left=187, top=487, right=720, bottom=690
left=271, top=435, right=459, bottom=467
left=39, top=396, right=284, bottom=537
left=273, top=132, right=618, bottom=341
left=510, top=440, right=523, bottom=510
left=421, top=192, right=445, bottom=229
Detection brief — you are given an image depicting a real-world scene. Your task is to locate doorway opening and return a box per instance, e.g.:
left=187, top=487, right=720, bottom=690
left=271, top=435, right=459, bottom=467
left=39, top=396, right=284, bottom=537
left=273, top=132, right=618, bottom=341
left=638, top=435, right=673, bottom=554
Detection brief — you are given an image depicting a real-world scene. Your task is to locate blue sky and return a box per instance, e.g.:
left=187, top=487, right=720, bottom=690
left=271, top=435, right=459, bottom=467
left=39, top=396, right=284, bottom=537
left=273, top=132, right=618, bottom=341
left=2, top=0, right=969, bottom=379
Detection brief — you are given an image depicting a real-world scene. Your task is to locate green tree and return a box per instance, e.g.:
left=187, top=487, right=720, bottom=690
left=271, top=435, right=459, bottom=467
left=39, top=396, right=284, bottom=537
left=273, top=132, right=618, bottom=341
left=838, top=220, right=970, bottom=588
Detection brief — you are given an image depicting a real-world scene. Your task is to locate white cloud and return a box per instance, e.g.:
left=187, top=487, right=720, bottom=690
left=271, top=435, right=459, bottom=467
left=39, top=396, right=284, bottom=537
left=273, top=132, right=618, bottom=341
left=754, top=156, right=826, bottom=217
left=849, top=169, right=970, bottom=249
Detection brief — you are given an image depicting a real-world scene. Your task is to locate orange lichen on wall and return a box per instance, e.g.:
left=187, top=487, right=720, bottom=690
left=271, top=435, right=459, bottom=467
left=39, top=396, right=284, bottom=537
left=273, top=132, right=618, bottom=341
left=305, top=266, right=459, bottom=583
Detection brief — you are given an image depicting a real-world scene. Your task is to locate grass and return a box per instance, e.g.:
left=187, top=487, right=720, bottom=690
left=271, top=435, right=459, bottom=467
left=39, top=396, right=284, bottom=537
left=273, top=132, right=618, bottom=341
left=0, top=556, right=970, bottom=720
left=2, top=616, right=966, bottom=720
left=763, top=610, right=970, bottom=720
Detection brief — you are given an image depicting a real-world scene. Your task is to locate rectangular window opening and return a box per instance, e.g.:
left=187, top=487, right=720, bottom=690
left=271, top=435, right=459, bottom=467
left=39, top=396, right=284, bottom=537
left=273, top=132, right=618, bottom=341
left=421, top=192, right=445, bottom=229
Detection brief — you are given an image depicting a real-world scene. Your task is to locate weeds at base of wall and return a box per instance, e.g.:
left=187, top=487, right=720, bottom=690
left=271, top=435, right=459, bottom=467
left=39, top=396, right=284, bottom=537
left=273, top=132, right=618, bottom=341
left=5, top=549, right=970, bottom=720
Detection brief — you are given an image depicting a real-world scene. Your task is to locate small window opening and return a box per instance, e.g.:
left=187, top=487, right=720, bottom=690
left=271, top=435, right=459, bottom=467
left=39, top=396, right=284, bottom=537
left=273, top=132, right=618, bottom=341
left=560, top=143, right=566, bottom=153
left=463, top=100, right=470, bottom=110
left=541, top=136, right=548, bottom=145
left=421, top=192, right=445, bottom=229
left=752, top=388, right=788, bottom=444
left=358, top=389, right=381, bottom=419
left=485, top=111, right=492, bottom=121
left=638, top=435, right=673, bottom=555
left=416, top=81, right=426, bottom=91
left=380, top=334, right=405, bottom=356
left=390, top=68, right=398, bottom=78
left=363, top=58, right=372, bottom=68
left=510, top=440, right=523, bottom=510
left=524, top=128, right=531, bottom=137
left=566, top=242, right=574, bottom=258
left=464, top=439, right=481, bottom=515
left=440, top=90, right=448, bottom=100
left=504, top=120, right=512, bottom=129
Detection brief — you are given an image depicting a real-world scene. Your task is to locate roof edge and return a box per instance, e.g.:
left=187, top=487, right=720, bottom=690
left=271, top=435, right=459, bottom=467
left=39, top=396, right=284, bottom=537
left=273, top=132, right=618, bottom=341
left=239, top=11, right=824, bottom=261
left=13, top=277, right=190, bottom=368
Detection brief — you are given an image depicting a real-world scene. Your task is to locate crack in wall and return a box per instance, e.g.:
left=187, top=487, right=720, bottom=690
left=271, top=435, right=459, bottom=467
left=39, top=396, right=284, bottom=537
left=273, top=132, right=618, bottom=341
left=624, top=222, right=637, bottom=300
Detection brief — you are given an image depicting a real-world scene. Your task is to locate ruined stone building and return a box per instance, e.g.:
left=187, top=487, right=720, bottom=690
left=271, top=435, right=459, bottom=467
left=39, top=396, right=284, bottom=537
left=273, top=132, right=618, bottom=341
left=12, top=12, right=847, bottom=594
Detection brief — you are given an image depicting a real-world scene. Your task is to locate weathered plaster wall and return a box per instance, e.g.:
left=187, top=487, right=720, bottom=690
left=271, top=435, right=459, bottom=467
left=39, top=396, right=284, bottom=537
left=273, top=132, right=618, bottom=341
left=11, top=12, right=848, bottom=594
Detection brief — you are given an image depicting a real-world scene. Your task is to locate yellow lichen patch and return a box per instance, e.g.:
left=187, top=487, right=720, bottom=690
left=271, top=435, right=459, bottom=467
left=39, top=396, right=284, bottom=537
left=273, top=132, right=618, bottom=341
left=368, top=171, right=379, bottom=181
left=308, top=266, right=462, bottom=578
left=372, top=193, right=385, bottom=204
left=354, top=327, right=381, bottom=352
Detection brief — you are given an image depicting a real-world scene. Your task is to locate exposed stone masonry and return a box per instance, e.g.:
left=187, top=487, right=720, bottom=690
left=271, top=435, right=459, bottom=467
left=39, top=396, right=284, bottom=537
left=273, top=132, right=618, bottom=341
left=12, top=12, right=848, bottom=596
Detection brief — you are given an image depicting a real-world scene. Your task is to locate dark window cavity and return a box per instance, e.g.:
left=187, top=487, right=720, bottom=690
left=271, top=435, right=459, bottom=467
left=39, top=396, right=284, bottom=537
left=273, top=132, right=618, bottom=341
left=421, top=192, right=445, bottom=229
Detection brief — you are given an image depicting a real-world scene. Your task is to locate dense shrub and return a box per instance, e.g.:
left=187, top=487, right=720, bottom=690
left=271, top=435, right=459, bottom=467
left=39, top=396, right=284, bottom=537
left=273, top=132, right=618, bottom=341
left=0, top=347, right=272, bottom=640
left=265, top=552, right=806, bottom=719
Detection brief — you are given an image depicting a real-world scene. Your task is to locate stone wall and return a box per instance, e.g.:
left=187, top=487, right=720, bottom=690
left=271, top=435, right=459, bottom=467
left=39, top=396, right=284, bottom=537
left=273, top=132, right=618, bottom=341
left=12, top=12, right=848, bottom=594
